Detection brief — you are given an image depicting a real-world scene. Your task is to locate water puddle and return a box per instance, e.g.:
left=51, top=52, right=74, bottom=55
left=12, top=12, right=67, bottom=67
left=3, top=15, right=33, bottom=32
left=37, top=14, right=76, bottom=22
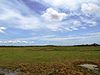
left=0, top=68, right=20, bottom=75
left=78, top=63, right=100, bottom=75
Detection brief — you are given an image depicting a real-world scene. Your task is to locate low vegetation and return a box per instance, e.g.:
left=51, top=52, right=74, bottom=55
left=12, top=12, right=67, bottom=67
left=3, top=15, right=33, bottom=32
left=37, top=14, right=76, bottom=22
left=0, top=46, right=99, bottom=75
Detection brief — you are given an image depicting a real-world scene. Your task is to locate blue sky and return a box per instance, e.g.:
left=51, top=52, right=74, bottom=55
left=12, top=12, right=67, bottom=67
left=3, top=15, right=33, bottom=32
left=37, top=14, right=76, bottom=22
left=0, top=0, right=100, bottom=45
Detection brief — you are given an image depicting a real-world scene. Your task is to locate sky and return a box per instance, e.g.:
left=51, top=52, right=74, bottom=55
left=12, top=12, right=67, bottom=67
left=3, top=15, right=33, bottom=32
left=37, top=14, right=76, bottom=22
left=0, top=0, right=100, bottom=46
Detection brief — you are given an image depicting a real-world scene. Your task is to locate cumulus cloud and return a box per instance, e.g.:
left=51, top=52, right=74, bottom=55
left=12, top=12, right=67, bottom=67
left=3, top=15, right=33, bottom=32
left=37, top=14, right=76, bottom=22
left=81, top=3, right=100, bottom=15
left=0, top=27, right=6, bottom=33
left=42, top=8, right=67, bottom=22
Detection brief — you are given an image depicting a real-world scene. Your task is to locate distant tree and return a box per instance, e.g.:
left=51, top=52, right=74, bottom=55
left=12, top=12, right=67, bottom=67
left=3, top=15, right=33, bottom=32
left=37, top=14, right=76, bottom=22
left=91, top=43, right=99, bottom=46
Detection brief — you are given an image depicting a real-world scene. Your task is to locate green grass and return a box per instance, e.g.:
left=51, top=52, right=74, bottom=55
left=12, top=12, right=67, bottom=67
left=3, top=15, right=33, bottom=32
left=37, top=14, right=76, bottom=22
left=0, top=46, right=99, bottom=64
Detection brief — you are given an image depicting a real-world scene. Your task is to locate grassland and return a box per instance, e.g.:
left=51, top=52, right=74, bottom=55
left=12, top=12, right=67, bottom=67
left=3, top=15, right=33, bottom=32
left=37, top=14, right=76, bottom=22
left=0, top=46, right=100, bottom=75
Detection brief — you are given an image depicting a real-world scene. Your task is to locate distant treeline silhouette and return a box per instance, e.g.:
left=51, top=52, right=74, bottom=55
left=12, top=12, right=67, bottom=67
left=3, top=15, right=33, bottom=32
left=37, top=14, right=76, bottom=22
left=75, top=43, right=100, bottom=46
left=0, top=43, right=99, bottom=47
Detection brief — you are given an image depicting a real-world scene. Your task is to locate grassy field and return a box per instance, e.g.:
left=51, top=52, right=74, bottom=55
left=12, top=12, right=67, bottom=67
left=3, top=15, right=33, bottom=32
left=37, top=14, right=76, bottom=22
left=0, top=46, right=100, bottom=63
left=0, top=46, right=100, bottom=75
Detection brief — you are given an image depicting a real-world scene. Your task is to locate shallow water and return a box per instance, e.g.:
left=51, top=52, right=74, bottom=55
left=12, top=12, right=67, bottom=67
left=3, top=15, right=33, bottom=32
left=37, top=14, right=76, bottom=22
left=0, top=68, right=20, bottom=75
left=78, top=63, right=100, bottom=75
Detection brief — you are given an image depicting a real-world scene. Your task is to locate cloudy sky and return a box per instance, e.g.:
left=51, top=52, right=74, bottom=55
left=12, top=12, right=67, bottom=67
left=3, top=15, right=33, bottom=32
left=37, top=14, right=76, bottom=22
left=0, top=0, right=100, bottom=45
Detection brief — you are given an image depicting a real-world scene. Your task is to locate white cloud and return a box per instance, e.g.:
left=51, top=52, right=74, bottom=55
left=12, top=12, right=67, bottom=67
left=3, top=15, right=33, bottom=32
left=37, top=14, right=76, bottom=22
left=80, top=17, right=97, bottom=27
left=36, top=0, right=99, bottom=10
left=63, top=20, right=82, bottom=31
left=1, top=32, right=99, bottom=45
left=72, top=20, right=81, bottom=27
left=15, top=16, right=41, bottom=30
left=42, top=8, right=67, bottom=22
left=81, top=3, right=100, bottom=15
left=0, top=0, right=98, bottom=32
left=41, top=8, right=69, bottom=31
left=42, top=0, right=77, bottom=10
left=0, top=27, right=6, bottom=33
left=44, top=37, right=85, bottom=41
left=0, top=40, right=34, bottom=44
left=88, top=21, right=96, bottom=27
left=64, top=28, right=73, bottom=31
left=0, top=6, right=67, bottom=31
left=41, top=8, right=83, bottom=31
left=0, top=0, right=42, bottom=30
left=0, top=8, right=20, bottom=20
left=43, top=20, right=82, bottom=31
left=46, top=24, right=63, bottom=31
left=0, top=7, right=42, bottom=30
left=81, top=27, right=87, bottom=29
left=43, top=32, right=100, bottom=42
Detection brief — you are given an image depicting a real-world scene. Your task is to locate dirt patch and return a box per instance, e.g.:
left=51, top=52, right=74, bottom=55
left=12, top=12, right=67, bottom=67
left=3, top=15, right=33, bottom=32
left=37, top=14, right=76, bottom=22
left=0, top=61, right=100, bottom=75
